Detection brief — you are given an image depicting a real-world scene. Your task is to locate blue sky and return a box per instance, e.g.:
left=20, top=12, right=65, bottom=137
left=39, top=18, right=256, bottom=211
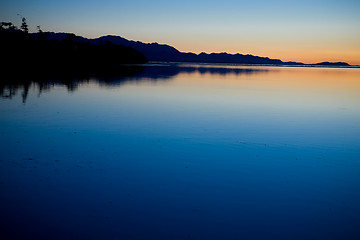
left=1, top=0, right=360, bottom=64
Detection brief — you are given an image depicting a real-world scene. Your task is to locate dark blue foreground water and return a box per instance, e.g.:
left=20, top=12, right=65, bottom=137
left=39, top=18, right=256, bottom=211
left=1, top=64, right=360, bottom=239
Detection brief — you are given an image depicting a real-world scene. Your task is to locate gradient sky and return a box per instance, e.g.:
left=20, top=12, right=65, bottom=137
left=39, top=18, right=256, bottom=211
left=1, top=0, right=360, bottom=64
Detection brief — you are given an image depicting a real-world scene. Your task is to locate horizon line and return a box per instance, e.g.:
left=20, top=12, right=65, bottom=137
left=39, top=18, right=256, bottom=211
left=17, top=29, right=360, bottom=66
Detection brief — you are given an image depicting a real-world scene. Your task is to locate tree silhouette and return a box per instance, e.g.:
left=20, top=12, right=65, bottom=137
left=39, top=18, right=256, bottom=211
left=37, top=25, right=42, bottom=34
left=20, top=17, right=28, bottom=33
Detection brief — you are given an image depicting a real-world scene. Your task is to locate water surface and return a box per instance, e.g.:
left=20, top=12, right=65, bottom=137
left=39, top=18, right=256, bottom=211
left=1, top=64, right=360, bottom=239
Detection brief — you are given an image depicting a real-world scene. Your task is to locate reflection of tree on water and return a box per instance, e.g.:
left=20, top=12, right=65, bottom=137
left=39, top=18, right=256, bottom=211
left=0, top=66, right=146, bottom=103
left=1, top=64, right=269, bottom=103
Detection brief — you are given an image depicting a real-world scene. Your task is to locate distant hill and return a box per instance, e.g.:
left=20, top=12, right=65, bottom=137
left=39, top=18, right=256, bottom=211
left=87, top=35, right=295, bottom=65
left=35, top=33, right=180, bottom=61
left=314, top=62, right=350, bottom=66
left=31, top=32, right=352, bottom=66
left=0, top=29, right=147, bottom=76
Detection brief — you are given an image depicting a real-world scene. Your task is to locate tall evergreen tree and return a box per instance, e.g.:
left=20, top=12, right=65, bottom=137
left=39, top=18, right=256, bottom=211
left=21, top=17, right=28, bottom=33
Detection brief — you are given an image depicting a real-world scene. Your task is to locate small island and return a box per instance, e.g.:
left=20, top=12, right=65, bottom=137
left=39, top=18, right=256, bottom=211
left=314, top=62, right=350, bottom=66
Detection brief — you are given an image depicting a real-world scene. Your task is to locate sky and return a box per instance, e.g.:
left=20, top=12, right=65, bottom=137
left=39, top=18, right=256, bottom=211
left=1, top=0, right=360, bottom=64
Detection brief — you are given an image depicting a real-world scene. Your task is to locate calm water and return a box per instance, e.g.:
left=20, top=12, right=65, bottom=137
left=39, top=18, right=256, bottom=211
left=1, top=64, right=360, bottom=239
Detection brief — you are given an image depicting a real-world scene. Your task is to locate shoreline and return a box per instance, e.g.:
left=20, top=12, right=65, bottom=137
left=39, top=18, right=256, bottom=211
left=147, top=61, right=360, bottom=69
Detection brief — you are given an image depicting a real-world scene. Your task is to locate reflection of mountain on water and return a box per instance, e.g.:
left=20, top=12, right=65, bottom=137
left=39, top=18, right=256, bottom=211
left=137, top=64, right=269, bottom=79
left=1, top=64, right=268, bottom=103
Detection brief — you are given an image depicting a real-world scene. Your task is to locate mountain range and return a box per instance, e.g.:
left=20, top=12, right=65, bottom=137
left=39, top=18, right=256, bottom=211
left=32, top=32, right=351, bottom=66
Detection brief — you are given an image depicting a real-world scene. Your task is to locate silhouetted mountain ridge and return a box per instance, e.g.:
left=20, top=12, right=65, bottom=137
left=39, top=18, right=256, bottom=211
left=38, top=32, right=290, bottom=64
left=30, top=32, right=352, bottom=66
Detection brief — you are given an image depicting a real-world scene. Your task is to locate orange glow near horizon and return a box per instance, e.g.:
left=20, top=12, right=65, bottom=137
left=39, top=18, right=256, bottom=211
left=153, top=31, right=360, bottom=65
left=172, top=43, right=360, bottom=66
left=76, top=30, right=360, bottom=65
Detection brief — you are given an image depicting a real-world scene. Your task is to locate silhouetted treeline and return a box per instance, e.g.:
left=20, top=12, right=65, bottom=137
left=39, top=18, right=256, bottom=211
left=0, top=26, right=147, bottom=77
